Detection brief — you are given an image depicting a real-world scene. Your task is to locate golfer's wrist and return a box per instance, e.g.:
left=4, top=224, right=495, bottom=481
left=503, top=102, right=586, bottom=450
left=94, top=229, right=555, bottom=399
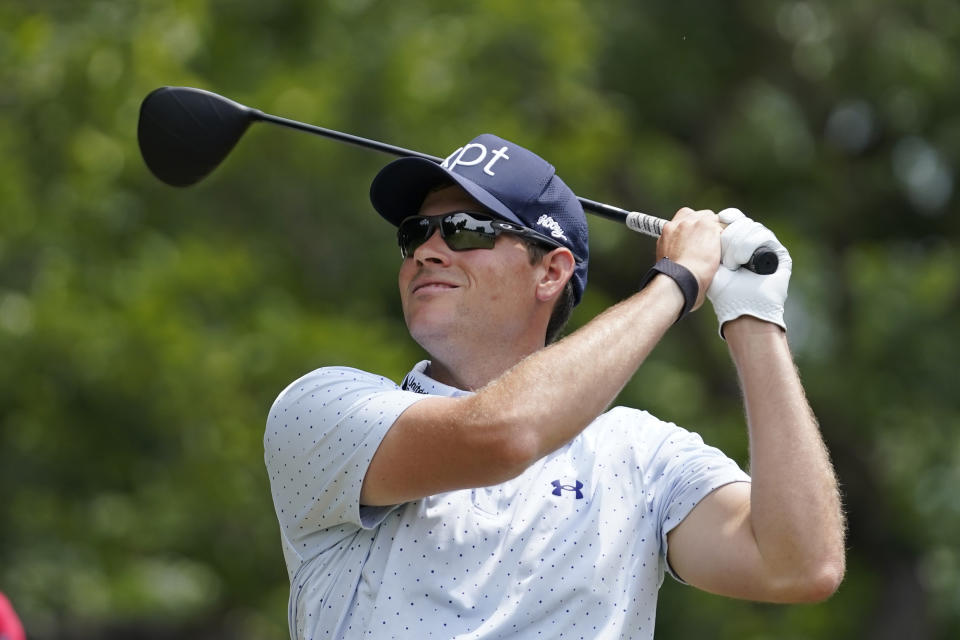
left=641, top=275, right=685, bottom=319
left=723, top=315, right=785, bottom=341
left=638, top=258, right=699, bottom=323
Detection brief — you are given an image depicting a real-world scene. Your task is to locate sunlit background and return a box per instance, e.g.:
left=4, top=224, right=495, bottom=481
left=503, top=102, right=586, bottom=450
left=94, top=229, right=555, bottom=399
left=1, top=1, right=958, bottom=638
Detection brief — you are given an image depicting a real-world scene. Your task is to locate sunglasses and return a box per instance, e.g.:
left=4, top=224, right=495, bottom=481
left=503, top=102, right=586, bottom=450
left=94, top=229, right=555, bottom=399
left=397, top=211, right=565, bottom=259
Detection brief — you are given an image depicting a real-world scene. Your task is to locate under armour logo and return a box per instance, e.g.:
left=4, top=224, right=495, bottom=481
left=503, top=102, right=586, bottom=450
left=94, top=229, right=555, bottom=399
left=551, top=479, right=584, bottom=499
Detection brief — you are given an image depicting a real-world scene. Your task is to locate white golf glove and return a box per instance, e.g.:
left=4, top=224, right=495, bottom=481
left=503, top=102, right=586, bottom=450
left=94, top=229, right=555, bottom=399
left=706, top=208, right=792, bottom=337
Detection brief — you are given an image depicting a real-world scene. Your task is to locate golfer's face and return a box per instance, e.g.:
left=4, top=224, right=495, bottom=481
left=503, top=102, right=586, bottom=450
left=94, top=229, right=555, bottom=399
left=398, top=186, right=542, bottom=351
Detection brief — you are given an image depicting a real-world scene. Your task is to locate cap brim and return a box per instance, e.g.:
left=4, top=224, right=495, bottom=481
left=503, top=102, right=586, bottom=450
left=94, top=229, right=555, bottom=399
left=370, top=157, right=524, bottom=227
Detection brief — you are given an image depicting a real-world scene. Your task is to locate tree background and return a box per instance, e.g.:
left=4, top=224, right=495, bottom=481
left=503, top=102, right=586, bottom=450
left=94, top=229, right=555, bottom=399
left=1, top=1, right=958, bottom=638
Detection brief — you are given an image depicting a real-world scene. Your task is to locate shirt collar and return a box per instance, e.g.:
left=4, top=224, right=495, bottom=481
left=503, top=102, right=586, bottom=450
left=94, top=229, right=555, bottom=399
left=400, top=360, right=473, bottom=398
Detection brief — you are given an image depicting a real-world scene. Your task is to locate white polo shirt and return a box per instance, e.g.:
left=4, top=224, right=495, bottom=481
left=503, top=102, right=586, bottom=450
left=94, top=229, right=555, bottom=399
left=265, top=361, right=750, bottom=639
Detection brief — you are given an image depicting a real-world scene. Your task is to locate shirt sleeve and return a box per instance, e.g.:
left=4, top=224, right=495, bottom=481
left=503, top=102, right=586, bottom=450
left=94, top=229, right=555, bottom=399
left=264, top=366, right=425, bottom=549
left=639, top=413, right=751, bottom=582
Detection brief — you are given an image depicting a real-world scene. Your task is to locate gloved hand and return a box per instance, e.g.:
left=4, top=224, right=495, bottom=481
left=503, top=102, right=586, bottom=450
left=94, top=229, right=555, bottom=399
left=706, top=208, right=792, bottom=337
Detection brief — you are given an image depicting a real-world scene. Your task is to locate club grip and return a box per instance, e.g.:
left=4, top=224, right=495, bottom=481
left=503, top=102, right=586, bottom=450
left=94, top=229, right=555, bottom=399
left=743, top=248, right=779, bottom=275
left=620, top=210, right=779, bottom=275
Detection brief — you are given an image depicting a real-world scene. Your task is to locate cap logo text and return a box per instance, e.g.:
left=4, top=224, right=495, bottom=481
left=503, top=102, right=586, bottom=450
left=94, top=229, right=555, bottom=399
left=537, top=215, right=568, bottom=241
left=442, top=143, right=510, bottom=176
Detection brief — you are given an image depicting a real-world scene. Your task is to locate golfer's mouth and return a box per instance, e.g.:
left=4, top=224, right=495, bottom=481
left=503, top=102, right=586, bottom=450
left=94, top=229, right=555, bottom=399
left=412, top=280, right=459, bottom=294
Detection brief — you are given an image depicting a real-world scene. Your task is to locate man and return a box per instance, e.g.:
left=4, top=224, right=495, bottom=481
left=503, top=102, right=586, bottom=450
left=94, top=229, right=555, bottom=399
left=265, top=134, right=846, bottom=639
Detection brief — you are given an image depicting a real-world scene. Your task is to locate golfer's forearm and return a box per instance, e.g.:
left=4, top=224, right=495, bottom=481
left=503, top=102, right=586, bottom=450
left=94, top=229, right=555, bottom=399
left=362, top=276, right=688, bottom=506
left=471, top=275, right=684, bottom=461
left=725, top=318, right=845, bottom=591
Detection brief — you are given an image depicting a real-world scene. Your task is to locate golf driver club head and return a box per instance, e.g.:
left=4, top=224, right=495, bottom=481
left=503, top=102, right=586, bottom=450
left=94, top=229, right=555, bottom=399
left=138, top=86, right=257, bottom=187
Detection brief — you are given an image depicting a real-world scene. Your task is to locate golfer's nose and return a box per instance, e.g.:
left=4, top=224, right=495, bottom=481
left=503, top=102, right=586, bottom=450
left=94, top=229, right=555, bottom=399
left=413, top=227, right=451, bottom=265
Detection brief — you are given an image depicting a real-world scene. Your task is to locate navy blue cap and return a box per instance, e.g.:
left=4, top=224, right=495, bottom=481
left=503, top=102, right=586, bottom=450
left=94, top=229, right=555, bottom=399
left=370, top=133, right=589, bottom=305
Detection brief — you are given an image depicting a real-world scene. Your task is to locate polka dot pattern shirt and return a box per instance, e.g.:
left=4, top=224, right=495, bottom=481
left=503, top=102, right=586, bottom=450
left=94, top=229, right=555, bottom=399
left=264, top=361, right=750, bottom=639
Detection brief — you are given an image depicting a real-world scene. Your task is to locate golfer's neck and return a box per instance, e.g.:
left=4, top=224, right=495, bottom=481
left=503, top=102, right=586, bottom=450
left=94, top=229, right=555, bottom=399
left=426, top=339, right=545, bottom=392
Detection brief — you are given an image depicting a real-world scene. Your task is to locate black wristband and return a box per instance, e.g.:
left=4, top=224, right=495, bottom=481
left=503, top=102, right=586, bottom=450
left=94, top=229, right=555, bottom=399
left=638, top=257, right=699, bottom=323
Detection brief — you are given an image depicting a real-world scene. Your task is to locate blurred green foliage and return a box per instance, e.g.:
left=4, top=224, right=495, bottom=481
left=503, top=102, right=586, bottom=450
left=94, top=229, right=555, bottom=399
left=1, top=1, right=958, bottom=638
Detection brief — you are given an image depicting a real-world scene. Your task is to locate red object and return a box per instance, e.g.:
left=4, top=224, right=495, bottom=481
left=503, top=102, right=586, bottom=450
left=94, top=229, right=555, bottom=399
left=0, top=593, right=25, bottom=640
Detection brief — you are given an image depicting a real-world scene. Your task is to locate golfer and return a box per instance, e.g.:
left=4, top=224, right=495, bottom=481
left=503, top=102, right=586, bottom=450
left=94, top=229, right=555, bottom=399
left=265, top=134, right=846, bottom=639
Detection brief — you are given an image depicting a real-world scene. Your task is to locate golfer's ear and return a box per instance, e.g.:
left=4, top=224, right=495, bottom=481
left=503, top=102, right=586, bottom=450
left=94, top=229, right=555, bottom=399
left=536, top=248, right=575, bottom=302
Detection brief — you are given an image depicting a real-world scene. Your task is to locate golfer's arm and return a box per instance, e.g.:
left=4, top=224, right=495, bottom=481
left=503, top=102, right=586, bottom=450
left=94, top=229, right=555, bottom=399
left=360, top=276, right=684, bottom=506
left=667, top=317, right=846, bottom=602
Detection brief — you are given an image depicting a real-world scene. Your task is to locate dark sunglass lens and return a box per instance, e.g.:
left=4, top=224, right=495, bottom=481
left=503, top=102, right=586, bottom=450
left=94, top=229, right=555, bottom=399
left=398, top=217, right=434, bottom=257
left=441, top=213, right=496, bottom=251
left=446, top=229, right=496, bottom=251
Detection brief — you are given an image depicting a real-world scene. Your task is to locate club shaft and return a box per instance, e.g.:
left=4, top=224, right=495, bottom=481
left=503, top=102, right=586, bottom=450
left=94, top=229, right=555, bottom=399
left=255, top=111, right=656, bottom=230
left=255, top=111, right=445, bottom=164
left=255, top=110, right=776, bottom=274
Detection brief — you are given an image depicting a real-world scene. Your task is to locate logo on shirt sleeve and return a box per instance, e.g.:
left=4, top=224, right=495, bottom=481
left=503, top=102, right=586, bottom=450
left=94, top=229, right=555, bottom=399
left=550, top=479, right=584, bottom=499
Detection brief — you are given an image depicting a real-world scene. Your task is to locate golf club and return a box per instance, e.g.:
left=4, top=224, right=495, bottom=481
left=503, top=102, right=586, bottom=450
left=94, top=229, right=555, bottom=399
left=137, top=86, right=778, bottom=274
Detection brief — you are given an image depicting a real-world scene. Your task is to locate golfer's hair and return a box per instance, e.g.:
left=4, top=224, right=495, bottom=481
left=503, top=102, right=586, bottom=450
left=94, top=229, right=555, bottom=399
left=522, top=240, right=575, bottom=345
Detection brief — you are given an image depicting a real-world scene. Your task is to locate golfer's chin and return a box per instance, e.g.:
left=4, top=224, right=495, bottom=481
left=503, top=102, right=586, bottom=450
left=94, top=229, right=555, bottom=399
left=403, top=304, right=463, bottom=353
